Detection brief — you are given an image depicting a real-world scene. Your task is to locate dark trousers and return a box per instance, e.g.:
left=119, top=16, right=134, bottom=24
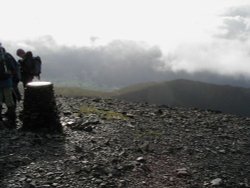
left=13, top=82, right=21, bottom=102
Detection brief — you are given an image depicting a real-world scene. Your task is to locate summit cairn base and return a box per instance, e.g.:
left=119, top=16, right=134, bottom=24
left=22, top=81, right=62, bottom=133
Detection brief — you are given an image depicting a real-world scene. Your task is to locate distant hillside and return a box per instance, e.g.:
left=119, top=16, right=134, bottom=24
left=54, top=86, right=110, bottom=97
left=114, top=79, right=250, bottom=117
left=112, top=82, right=158, bottom=95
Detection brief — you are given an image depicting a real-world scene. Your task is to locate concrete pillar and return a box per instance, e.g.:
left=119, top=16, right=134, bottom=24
left=22, top=81, right=62, bottom=133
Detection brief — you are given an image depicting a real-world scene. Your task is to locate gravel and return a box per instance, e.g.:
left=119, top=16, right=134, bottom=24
left=0, top=96, right=250, bottom=188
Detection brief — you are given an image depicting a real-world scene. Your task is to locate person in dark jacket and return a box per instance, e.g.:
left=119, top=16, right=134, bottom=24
left=16, top=49, right=34, bottom=87
left=5, top=52, right=21, bottom=102
left=0, top=44, right=17, bottom=126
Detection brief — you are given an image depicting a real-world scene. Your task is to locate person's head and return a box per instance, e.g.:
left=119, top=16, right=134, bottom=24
left=16, top=49, right=26, bottom=58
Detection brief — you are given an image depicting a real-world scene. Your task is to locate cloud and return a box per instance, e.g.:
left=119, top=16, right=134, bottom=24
left=3, top=37, right=169, bottom=89
left=29, top=36, right=250, bottom=89
left=156, top=4, right=250, bottom=82
left=225, top=5, right=250, bottom=17
left=216, top=5, right=250, bottom=41
left=161, top=40, right=250, bottom=76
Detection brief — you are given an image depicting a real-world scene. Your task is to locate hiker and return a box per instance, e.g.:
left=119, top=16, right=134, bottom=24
left=0, top=44, right=17, bottom=126
left=16, top=49, right=42, bottom=87
left=5, top=52, right=21, bottom=102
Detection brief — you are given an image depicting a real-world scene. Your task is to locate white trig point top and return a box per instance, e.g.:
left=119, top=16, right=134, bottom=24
left=27, top=81, right=52, bottom=87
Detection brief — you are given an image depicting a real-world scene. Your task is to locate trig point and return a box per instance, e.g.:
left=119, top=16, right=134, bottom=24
left=21, top=81, right=62, bottom=133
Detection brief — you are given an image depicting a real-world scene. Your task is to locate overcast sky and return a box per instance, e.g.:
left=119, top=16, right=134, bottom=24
left=1, top=0, right=250, bottom=89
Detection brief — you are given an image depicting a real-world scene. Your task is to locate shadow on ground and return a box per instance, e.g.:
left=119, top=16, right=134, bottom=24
left=0, top=126, right=66, bottom=187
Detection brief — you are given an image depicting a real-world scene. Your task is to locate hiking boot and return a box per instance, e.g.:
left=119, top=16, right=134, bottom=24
left=5, top=120, right=16, bottom=129
left=0, top=106, right=2, bottom=121
left=6, top=106, right=16, bottom=122
left=0, top=121, right=5, bottom=129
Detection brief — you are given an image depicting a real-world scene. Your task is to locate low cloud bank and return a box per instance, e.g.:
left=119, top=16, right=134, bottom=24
left=0, top=36, right=250, bottom=90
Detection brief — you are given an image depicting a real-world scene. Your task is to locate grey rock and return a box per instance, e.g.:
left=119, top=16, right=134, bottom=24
left=136, top=156, right=146, bottom=163
left=211, top=178, right=223, bottom=186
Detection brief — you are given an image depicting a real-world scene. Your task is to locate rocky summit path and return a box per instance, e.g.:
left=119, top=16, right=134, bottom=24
left=0, top=96, right=250, bottom=188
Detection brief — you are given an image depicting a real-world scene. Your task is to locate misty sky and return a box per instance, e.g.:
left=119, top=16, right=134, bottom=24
left=1, top=0, right=250, bottom=89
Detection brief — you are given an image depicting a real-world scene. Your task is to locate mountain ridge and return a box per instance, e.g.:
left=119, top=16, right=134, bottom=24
left=54, top=79, right=250, bottom=117
left=114, top=79, right=250, bottom=117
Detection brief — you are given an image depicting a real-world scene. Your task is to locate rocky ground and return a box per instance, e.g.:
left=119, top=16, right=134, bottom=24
left=0, top=96, right=250, bottom=188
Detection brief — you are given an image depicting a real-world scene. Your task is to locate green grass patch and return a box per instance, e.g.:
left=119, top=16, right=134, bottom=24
left=79, top=106, right=129, bottom=120
left=134, top=129, right=163, bottom=139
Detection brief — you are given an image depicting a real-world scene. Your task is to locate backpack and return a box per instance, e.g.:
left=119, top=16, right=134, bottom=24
left=32, top=56, right=42, bottom=76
